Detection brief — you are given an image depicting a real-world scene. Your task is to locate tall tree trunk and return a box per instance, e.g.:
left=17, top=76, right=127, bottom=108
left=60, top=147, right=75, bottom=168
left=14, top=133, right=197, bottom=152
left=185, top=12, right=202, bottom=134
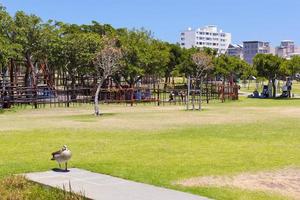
left=9, top=59, right=15, bottom=99
left=9, top=59, right=14, bottom=87
left=206, top=76, right=209, bottom=104
left=164, top=75, right=168, bottom=90
left=130, top=83, right=134, bottom=107
left=272, top=79, right=276, bottom=98
left=222, top=77, right=226, bottom=102
left=25, top=54, right=37, bottom=87
left=25, top=53, right=37, bottom=108
left=199, top=77, right=203, bottom=111
left=70, top=75, right=76, bottom=100
left=192, top=80, right=196, bottom=110
left=24, top=62, right=30, bottom=87
left=94, top=78, right=105, bottom=116
left=1, top=63, right=5, bottom=93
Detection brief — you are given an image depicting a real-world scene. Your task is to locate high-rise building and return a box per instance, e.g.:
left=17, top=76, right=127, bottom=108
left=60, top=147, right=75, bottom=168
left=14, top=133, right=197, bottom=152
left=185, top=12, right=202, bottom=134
left=180, top=25, right=231, bottom=54
left=243, top=41, right=272, bottom=64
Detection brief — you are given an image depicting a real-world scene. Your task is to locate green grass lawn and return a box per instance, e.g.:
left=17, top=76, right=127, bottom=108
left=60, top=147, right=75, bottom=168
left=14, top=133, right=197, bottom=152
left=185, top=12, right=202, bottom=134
left=1, top=98, right=300, bottom=199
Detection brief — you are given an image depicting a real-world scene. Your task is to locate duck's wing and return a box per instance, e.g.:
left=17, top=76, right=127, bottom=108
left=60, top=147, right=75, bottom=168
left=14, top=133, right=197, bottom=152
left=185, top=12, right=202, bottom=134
left=52, top=150, right=62, bottom=159
left=52, top=149, right=62, bottom=156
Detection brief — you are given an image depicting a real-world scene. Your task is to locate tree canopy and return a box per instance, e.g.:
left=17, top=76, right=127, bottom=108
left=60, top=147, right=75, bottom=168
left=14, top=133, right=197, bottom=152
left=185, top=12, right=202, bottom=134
left=253, top=54, right=284, bottom=97
left=0, top=3, right=289, bottom=89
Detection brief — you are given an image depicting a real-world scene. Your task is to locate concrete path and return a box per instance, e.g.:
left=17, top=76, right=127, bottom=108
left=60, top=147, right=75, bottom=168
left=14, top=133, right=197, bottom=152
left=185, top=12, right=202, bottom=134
left=25, top=168, right=210, bottom=200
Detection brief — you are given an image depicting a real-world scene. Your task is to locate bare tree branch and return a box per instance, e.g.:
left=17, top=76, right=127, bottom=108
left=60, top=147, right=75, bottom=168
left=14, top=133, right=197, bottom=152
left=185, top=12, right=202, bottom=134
left=191, top=51, right=214, bottom=111
left=93, top=38, right=122, bottom=116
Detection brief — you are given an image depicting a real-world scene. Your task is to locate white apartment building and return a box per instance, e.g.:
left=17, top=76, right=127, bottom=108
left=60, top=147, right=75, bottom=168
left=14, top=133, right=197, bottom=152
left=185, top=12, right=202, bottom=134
left=180, top=25, right=231, bottom=54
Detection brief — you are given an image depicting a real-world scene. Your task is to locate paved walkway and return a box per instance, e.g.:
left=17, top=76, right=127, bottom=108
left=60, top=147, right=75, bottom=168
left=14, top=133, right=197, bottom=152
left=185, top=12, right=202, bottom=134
left=25, top=168, right=210, bottom=200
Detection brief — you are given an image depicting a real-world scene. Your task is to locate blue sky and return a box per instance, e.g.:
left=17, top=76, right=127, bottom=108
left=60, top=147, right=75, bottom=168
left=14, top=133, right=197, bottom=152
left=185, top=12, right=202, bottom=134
left=1, top=0, right=299, bottom=46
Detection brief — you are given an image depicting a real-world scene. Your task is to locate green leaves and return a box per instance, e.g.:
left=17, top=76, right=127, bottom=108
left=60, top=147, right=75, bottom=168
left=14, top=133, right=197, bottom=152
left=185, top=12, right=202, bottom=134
left=0, top=4, right=262, bottom=86
left=253, top=54, right=284, bottom=97
left=119, top=29, right=170, bottom=84
left=176, top=47, right=198, bottom=77
left=280, top=56, right=300, bottom=77
left=214, top=54, right=253, bottom=80
left=0, top=6, right=20, bottom=65
left=253, top=54, right=283, bottom=80
left=14, top=11, right=43, bottom=57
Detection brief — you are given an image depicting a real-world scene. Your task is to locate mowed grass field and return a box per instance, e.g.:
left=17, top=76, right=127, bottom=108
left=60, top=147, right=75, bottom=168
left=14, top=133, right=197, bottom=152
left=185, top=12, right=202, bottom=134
left=1, top=98, right=300, bottom=199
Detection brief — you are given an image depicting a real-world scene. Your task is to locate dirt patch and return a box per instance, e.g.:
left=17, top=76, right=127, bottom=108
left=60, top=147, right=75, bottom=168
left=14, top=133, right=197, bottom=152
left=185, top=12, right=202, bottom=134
left=177, top=168, right=300, bottom=199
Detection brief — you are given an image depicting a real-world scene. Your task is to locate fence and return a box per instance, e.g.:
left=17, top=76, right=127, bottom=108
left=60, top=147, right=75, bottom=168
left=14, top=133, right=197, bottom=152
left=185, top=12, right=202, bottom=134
left=0, top=73, right=239, bottom=109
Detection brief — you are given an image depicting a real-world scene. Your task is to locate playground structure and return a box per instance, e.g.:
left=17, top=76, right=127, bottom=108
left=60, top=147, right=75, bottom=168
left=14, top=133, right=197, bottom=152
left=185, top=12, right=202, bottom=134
left=186, top=76, right=239, bottom=110
left=0, top=64, right=239, bottom=109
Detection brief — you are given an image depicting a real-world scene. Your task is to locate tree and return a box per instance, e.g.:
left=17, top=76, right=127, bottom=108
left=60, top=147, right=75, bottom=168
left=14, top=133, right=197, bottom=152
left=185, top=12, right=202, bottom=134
left=0, top=5, right=21, bottom=87
left=281, top=56, right=300, bottom=79
left=253, top=54, right=283, bottom=97
left=192, top=51, right=214, bottom=80
left=81, top=21, right=116, bottom=37
left=191, top=51, right=214, bottom=110
left=13, top=11, right=44, bottom=89
left=164, top=44, right=183, bottom=87
left=119, top=29, right=154, bottom=87
left=93, top=38, right=122, bottom=116
left=214, top=55, right=234, bottom=83
left=176, top=47, right=199, bottom=77
left=214, top=55, right=252, bottom=84
left=0, top=6, right=12, bottom=66
left=56, top=24, right=102, bottom=99
left=146, top=39, right=170, bottom=78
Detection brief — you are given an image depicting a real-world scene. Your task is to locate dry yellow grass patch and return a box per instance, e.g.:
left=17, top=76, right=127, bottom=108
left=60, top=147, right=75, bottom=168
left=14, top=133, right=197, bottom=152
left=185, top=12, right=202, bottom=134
left=178, top=168, right=300, bottom=200
left=1, top=104, right=300, bottom=133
